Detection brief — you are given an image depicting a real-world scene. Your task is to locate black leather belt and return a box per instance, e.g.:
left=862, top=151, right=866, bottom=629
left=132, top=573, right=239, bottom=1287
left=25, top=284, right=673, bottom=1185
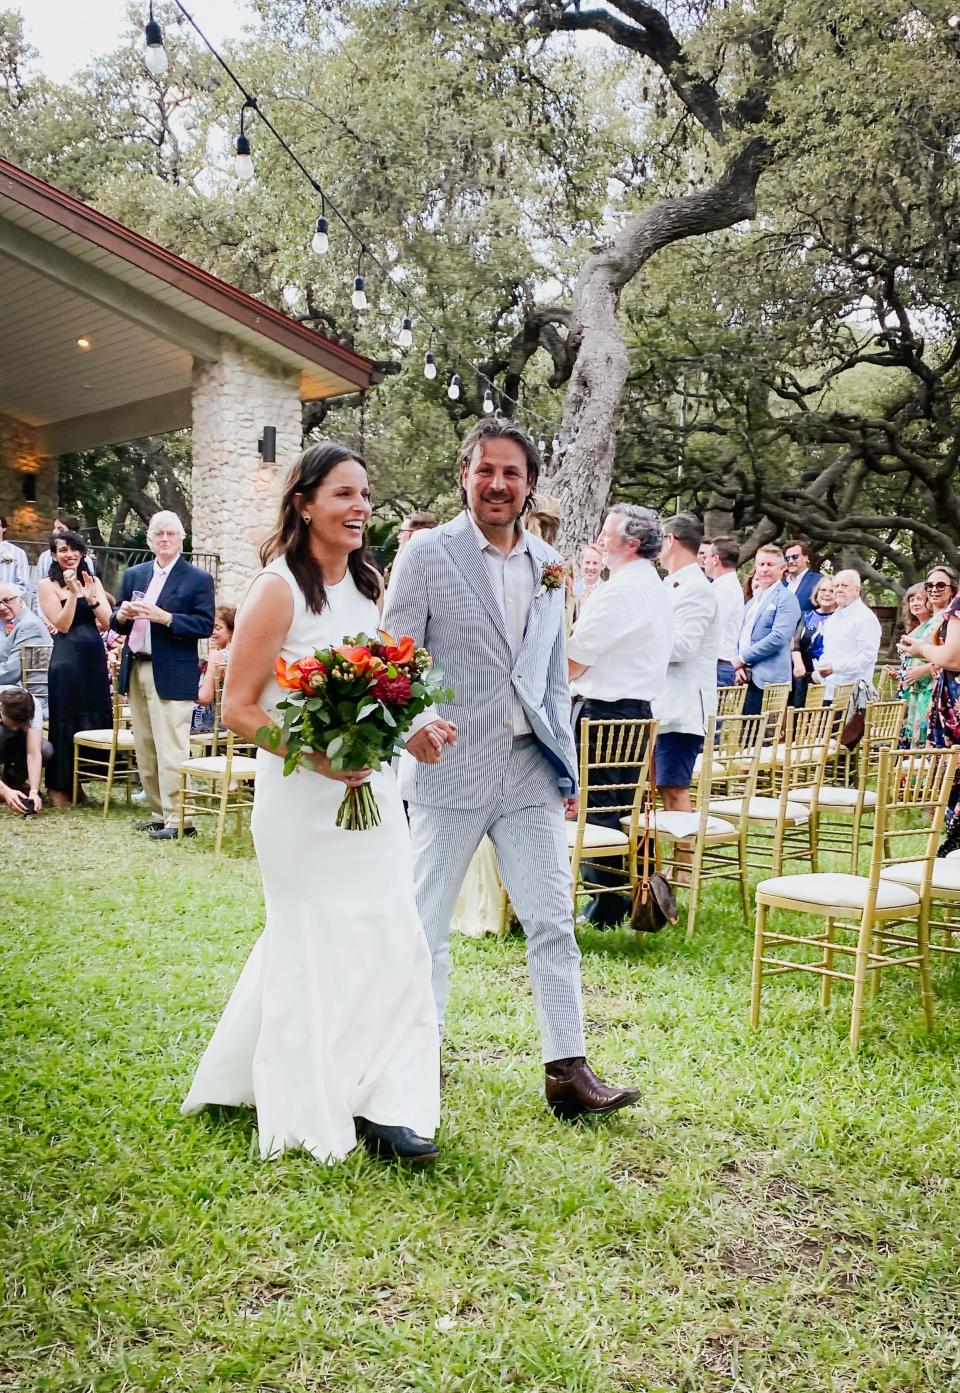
left=129, top=651, right=152, bottom=661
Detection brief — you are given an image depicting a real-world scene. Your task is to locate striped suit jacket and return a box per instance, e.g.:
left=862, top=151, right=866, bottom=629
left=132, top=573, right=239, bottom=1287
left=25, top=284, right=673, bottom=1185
left=382, top=511, right=578, bottom=808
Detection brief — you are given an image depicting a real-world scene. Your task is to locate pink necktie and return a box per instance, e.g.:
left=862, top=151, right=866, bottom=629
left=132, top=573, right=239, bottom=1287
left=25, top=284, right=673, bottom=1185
left=128, top=565, right=167, bottom=654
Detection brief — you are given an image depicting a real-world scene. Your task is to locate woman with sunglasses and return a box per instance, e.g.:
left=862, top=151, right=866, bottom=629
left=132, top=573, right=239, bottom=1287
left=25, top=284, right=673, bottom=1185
left=900, top=568, right=960, bottom=824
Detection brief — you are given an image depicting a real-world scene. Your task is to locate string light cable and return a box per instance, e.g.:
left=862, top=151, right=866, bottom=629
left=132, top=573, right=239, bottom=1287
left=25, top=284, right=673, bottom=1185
left=154, top=0, right=564, bottom=447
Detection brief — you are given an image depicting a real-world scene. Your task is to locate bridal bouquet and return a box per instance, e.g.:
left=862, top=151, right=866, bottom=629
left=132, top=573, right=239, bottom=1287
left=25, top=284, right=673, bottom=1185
left=262, top=632, right=454, bottom=830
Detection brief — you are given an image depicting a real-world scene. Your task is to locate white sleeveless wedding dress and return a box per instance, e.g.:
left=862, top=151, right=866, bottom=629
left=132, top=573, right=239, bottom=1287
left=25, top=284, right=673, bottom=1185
left=181, top=558, right=440, bottom=1162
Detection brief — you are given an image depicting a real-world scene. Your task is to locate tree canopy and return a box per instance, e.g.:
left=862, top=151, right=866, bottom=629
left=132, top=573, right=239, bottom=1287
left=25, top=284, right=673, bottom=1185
left=2, top=1, right=958, bottom=589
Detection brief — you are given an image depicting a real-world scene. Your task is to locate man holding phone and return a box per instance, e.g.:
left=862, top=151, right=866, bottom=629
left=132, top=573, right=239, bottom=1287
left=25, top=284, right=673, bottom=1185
left=0, top=686, right=47, bottom=815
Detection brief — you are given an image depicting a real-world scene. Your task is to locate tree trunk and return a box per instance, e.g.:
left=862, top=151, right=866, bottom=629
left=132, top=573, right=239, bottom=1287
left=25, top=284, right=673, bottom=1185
left=551, top=138, right=768, bottom=553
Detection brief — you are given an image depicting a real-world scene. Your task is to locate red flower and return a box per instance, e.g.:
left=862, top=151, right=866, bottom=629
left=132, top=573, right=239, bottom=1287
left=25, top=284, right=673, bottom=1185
left=372, top=672, right=413, bottom=707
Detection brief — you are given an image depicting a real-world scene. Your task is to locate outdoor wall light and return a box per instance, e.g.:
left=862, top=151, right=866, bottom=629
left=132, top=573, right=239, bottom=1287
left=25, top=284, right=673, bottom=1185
left=258, top=426, right=277, bottom=465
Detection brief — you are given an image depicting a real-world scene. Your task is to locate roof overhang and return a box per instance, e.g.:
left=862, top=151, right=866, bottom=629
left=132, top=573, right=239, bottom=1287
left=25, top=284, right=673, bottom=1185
left=0, top=158, right=379, bottom=454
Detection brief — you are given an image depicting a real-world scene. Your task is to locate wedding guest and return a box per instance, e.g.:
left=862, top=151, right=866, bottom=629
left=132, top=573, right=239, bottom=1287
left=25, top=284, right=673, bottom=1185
left=0, top=516, right=30, bottom=595
left=525, top=494, right=562, bottom=547
left=35, top=515, right=97, bottom=582
left=697, top=540, right=711, bottom=573
left=38, top=531, right=112, bottom=808
left=784, top=539, right=822, bottom=611
left=813, top=570, right=881, bottom=699
left=568, top=503, right=674, bottom=926
left=902, top=581, right=960, bottom=838
left=793, top=576, right=838, bottom=704
left=655, top=514, right=718, bottom=817
left=110, top=512, right=215, bottom=839
left=0, top=686, right=49, bottom=815
left=733, top=546, right=800, bottom=714
left=704, top=536, right=744, bottom=685
left=0, top=583, right=51, bottom=688
left=894, top=570, right=956, bottom=747
left=194, top=605, right=236, bottom=731
left=396, top=511, right=438, bottom=549
left=573, top=544, right=604, bottom=622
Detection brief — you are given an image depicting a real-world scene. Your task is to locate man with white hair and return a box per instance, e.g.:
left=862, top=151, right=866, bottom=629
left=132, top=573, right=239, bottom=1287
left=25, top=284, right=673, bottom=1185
left=568, top=503, right=674, bottom=926
left=814, top=569, right=881, bottom=699
left=110, top=512, right=215, bottom=839
left=0, top=582, right=51, bottom=689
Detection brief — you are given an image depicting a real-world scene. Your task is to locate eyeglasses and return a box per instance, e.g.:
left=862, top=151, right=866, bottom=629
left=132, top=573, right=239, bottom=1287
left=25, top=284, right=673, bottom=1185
left=0, top=597, right=16, bottom=609
left=925, top=581, right=951, bottom=591
left=784, top=552, right=802, bottom=561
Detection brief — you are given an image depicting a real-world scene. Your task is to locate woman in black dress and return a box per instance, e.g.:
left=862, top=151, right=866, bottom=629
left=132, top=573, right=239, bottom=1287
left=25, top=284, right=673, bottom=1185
left=37, top=530, right=112, bottom=807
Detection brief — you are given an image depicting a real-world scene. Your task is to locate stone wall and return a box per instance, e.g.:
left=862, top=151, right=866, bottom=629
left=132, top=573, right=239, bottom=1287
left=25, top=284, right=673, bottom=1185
left=0, top=413, right=56, bottom=542
left=191, top=341, right=302, bottom=603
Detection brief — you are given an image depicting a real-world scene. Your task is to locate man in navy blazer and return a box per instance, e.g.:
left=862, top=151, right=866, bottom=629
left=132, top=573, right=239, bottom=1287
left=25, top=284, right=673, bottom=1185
left=111, top=511, right=215, bottom=838
left=784, top=539, right=822, bottom=614
left=734, top=545, right=801, bottom=714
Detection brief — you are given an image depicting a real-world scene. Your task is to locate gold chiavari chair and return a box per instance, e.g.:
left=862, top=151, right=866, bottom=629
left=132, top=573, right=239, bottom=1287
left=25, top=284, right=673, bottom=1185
left=716, top=684, right=747, bottom=718
left=635, top=712, right=767, bottom=938
left=710, top=704, right=835, bottom=877
left=787, top=700, right=906, bottom=867
left=72, top=687, right=139, bottom=816
left=567, top=718, right=656, bottom=920
left=177, top=727, right=258, bottom=856
left=19, top=643, right=51, bottom=717
left=751, top=747, right=959, bottom=1050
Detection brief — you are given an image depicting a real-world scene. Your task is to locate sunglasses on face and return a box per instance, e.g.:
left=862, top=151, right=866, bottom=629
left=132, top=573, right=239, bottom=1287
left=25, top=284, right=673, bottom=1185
left=784, top=552, right=802, bottom=561
left=925, top=581, right=951, bottom=591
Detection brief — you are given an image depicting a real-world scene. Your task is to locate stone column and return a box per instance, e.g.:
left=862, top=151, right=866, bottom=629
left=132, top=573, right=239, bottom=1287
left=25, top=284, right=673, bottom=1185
left=0, top=413, right=56, bottom=541
left=191, top=341, right=302, bottom=603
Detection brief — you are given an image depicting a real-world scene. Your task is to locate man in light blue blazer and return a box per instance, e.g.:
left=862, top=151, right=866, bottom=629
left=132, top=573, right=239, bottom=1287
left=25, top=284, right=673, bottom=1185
left=734, top=545, right=801, bottom=714
left=383, top=419, right=640, bottom=1121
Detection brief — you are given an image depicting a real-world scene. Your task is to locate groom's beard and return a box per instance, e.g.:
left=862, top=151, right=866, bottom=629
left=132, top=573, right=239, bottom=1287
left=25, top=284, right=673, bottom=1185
left=472, top=496, right=523, bottom=528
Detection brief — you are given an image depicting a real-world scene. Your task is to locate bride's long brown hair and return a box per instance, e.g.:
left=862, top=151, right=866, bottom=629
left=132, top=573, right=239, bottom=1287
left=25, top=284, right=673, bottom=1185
left=260, top=441, right=381, bottom=614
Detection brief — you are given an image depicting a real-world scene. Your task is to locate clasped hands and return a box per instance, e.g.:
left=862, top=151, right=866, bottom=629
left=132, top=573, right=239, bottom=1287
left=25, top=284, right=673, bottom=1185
left=405, top=720, right=458, bottom=764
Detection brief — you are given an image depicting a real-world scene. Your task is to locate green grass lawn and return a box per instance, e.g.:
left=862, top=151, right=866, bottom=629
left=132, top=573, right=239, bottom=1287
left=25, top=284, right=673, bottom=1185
left=4, top=807, right=960, bottom=1392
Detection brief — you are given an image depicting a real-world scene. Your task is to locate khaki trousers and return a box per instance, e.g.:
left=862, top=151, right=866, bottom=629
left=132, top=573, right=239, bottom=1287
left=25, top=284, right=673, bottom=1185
left=128, top=659, right=194, bottom=827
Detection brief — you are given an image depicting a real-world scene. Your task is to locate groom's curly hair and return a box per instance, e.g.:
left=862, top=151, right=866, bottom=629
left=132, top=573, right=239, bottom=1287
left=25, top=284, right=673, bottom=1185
left=457, top=419, right=541, bottom=514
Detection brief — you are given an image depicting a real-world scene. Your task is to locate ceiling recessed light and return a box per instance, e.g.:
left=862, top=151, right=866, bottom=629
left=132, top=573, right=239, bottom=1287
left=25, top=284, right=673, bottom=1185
left=76, top=337, right=91, bottom=349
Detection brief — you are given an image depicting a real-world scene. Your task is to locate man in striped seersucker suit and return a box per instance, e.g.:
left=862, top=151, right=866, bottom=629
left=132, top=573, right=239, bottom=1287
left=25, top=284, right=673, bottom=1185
left=383, top=418, right=640, bottom=1121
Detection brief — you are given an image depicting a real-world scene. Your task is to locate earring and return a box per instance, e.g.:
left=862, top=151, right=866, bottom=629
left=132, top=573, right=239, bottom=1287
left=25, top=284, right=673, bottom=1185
left=302, top=514, right=310, bottom=523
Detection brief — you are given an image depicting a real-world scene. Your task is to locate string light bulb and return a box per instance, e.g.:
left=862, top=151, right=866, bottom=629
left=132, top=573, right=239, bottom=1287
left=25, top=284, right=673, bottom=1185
left=144, top=4, right=168, bottom=76
left=482, top=388, right=495, bottom=414
left=352, top=275, right=368, bottom=311
left=311, top=215, right=329, bottom=255
left=537, top=433, right=546, bottom=454
left=235, top=98, right=256, bottom=181
left=447, top=373, right=461, bottom=401
left=551, top=432, right=561, bottom=456
left=423, top=351, right=437, bottom=380
left=397, top=316, right=413, bottom=349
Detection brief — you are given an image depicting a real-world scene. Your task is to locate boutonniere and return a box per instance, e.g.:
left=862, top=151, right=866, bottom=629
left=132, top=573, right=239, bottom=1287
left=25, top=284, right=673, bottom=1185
left=535, top=562, right=566, bottom=598
left=0, top=548, right=13, bottom=565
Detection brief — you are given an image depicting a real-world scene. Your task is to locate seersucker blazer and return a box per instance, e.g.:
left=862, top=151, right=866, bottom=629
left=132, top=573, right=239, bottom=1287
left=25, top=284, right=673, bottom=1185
left=382, top=511, right=577, bottom=807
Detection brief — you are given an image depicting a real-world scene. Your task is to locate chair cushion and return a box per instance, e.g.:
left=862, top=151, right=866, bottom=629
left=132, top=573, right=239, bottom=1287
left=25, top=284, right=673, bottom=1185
left=709, top=796, right=810, bottom=825
left=566, top=820, right=629, bottom=849
left=620, top=811, right=737, bottom=839
left=181, top=755, right=258, bottom=777
left=880, top=859, right=960, bottom=894
left=757, top=872, right=919, bottom=911
left=789, top=786, right=877, bottom=808
left=74, top=729, right=136, bottom=748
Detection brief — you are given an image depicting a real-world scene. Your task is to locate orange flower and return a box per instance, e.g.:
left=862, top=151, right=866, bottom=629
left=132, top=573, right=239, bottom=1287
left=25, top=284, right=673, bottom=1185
left=275, top=654, right=327, bottom=693
left=275, top=655, right=302, bottom=690
left=377, top=633, right=415, bottom=666
left=334, top=644, right=384, bottom=676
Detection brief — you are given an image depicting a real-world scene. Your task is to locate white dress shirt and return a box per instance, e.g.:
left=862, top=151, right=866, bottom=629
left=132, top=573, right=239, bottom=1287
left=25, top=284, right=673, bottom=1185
left=0, top=542, right=30, bottom=594
left=568, top=559, right=674, bottom=703
left=653, top=562, right=719, bottom=735
left=815, top=597, right=881, bottom=698
left=128, top=556, right=179, bottom=656
left=738, top=585, right=775, bottom=661
left=467, top=514, right=533, bottom=735
left=712, top=570, right=745, bottom=664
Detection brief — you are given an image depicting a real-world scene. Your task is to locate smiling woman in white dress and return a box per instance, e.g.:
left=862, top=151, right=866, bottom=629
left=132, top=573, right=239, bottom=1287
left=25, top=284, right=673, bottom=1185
left=181, top=442, right=441, bottom=1166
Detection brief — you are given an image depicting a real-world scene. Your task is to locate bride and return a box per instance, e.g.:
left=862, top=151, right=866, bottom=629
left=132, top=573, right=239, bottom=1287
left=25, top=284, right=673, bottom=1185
left=181, top=441, right=441, bottom=1166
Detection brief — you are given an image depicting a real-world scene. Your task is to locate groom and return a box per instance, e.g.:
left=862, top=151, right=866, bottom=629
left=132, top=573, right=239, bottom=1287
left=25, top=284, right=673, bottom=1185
left=383, top=418, right=640, bottom=1119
